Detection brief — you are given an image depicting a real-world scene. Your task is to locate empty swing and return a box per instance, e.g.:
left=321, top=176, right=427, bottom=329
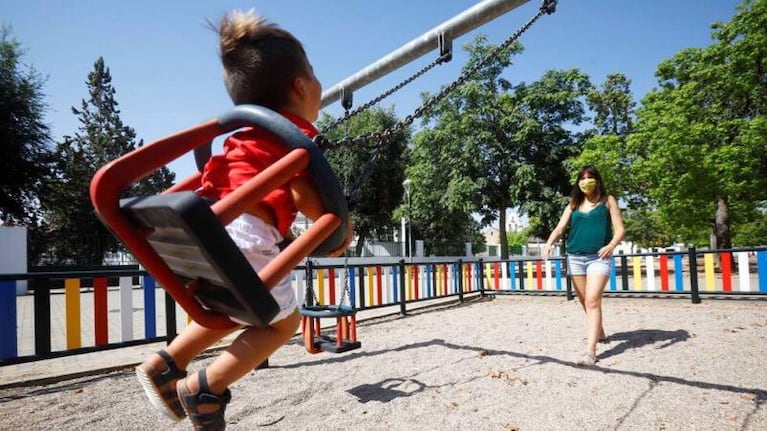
left=90, top=105, right=350, bottom=329
left=300, top=259, right=361, bottom=354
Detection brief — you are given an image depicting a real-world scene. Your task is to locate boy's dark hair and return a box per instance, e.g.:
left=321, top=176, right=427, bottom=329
left=214, top=10, right=309, bottom=109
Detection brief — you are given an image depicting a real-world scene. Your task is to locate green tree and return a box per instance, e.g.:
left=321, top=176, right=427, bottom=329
left=318, top=107, right=409, bottom=256
left=506, top=228, right=529, bottom=255
left=627, top=0, right=767, bottom=249
left=732, top=203, right=767, bottom=246
left=586, top=73, right=635, bottom=137
left=512, top=68, right=592, bottom=242
left=418, top=35, right=590, bottom=258
left=37, top=57, right=174, bottom=265
left=0, top=27, right=53, bottom=225
left=622, top=208, right=675, bottom=249
left=574, top=74, right=638, bottom=202
left=406, top=128, right=484, bottom=256
left=572, top=73, right=678, bottom=247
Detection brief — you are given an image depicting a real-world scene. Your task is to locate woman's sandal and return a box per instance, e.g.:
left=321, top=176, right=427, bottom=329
left=177, top=370, right=232, bottom=431
left=135, top=350, right=188, bottom=421
left=576, top=352, right=598, bottom=366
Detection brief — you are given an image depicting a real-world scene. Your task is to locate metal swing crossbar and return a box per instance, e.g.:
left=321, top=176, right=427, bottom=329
left=300, top=260, right=360, bottom=354
left=90, top=105, right=350, bottom=330
left=313, top=0, right=557, bottom=207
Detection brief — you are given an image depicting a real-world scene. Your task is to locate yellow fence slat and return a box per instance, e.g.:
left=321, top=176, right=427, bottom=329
left=64, top=278, right=81, bottom=349
left=704, top=253, right=715, bottom=291
left=632, top=256, right=642, bottom=291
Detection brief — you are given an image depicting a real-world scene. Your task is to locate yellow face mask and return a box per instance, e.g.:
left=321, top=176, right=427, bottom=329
left=578, top=178, right=597, bottom=194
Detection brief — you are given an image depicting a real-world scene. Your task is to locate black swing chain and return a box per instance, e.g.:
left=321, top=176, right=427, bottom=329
left=306, top=259, right=318, bottom=307
left=338, top=257, right=351, bottom=308
left=313, top=1, right=556, bottom=206
left=306, top=258, right=352, bottom=310
left=314, top=0, right=557, bottom=153
left=321, top=50, right=454, bottom=134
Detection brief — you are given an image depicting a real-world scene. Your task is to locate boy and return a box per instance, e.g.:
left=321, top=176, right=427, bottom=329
left=135, top=10, right=351, bottom=430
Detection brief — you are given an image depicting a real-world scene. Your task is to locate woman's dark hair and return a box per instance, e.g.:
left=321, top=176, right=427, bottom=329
left=569, top=165, right=607, bottom=210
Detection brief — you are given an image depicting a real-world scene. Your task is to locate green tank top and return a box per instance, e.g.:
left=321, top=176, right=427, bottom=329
left=566, top=203, right=612, bottom=255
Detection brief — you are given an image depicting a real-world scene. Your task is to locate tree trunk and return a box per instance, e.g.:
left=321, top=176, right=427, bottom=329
left=354, top=226, right=368, bottom=257
left=499, top=208, right=509, bottom=260
left=711, top=195, right=731, bottom=250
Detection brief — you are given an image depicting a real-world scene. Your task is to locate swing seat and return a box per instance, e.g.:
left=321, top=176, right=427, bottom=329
left=121, top=192, right=279, bottom=326
left=90, top=105, right=350, bottom=329
left=300, top=305, right=360, bottom=354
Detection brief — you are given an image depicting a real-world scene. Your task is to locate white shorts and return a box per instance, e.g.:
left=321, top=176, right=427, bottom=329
left=225, top=213, right=297, bottom=324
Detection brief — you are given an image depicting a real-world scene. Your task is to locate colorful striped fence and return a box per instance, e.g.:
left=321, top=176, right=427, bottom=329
left=3, top=247, right=767, bottom=365
left=0, top=269, right=184, bottom=364
left=302, top=262, right=469, bottom=310
left=299, top=248, right=767, bottom=313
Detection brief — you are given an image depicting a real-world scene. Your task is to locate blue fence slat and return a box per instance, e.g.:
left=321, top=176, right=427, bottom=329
left=452, top=264, right=459, bottom=294
left=425, top=264, right=432, bottom=297
left=609, top=257, right=617, bottom=291
left=0, top=281, right=18, bottom=360
left=348, top=267, right=357, bottom=307
left=391, top=266, right=398, bottom=303
left=674, top=254, right=684, bottom=291
left=508, top=262, right=516, bottom=291
left=758, top=251, right=767, bottom=293
left=142, top=275, right=156, bottom=339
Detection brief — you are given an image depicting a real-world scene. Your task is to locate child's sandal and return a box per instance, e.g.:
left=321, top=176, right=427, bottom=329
left=135, top=350, right=188, bottom=421
left=177, top=370, right=232, bottom=431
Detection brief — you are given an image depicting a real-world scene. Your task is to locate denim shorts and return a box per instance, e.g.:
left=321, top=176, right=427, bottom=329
left=567, top=253, right=612, bottom=276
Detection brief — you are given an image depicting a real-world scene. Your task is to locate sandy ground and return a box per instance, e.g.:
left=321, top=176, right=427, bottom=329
left=1, top=294, right=766, bottom=431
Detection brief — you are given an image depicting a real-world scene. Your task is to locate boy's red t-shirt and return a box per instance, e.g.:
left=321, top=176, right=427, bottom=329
left=198, top=112, right=319, bottom=236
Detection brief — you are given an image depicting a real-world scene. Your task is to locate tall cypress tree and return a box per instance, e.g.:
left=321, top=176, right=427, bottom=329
left=37, top=57, right=174, bottom=265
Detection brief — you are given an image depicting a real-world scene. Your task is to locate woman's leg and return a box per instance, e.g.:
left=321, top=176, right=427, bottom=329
left=570, top=275, right=606, bottom=340
left=583, top=273, right=609, bottom=354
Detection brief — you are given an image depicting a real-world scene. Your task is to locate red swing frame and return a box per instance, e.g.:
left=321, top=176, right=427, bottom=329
left=90, top=106, right=346, bottom=329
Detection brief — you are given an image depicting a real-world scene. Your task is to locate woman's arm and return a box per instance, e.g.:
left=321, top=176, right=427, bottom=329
left=598, top=195, right=626, bottom=259
left=542, top=204, right=572, bottom=259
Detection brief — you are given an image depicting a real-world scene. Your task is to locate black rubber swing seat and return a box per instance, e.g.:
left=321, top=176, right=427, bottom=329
left=121, top=192, right=280, bottom=327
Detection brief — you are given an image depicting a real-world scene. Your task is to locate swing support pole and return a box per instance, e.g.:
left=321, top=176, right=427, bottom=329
left=321, top=0, right=530, bottom=109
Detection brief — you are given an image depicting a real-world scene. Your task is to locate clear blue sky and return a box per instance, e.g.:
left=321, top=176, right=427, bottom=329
left=5, top=0, right=740, bottom=180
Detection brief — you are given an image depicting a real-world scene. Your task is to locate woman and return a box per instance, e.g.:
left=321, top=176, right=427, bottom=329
left=542, top=166, right=625, bottom=366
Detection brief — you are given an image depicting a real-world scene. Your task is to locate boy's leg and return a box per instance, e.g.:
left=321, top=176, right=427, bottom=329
left=141, top=322, right=241, bottom=372
left=182, top=308, right=301, bottom=397
left=136, top=321, right=241, bottom=421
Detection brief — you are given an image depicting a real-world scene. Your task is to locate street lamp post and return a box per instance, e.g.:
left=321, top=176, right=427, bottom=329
left=403, top=178, right=412, bottom=261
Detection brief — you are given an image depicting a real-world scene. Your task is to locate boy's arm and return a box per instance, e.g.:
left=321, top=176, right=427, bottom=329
left=290, top=175, right=353, bottom=256
left=290, top=174, right=325, bottom=220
